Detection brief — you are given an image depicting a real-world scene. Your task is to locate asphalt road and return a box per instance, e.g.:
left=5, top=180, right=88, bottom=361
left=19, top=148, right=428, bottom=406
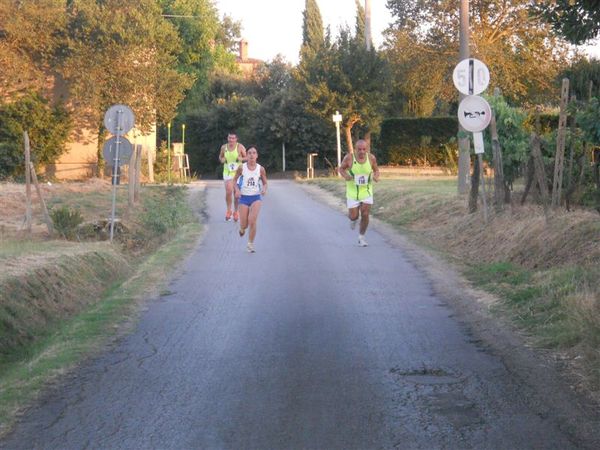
left=2, top=180, right=597, bottom=449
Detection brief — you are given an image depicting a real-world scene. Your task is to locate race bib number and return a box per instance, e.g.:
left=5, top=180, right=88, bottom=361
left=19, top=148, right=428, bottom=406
left=245, top=176, right=257, bottom=188
left=354, top=174, right=369, bottom=186
left=228, top=162, right=238, bottom=172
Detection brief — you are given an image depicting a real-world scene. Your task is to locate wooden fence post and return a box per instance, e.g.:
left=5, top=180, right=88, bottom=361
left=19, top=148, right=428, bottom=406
left=531, top=133, right=550, bottom=221
left=23, top=131, right=32, bottom=232
left=490, top=111, right=505, bottom=211
left=551, top=78, right=569, bottom=207
left=134, top=145, right=142, bottom=203
left=29, top=162, right=53, bottom=235
left=147, top=148, right=154, bottom=183
left=128, top=147, right=137, bottom=208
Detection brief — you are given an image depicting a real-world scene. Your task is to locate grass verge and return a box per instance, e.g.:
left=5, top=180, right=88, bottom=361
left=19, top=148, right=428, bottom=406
left=0, top=183, right=203, bottom=436
left=309, top=176, right=600, bottom=395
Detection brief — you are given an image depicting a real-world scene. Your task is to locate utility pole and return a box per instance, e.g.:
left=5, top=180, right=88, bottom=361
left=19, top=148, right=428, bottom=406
left=365, top=0, right=372, bottom=51
left=457, top=0, right=470, bottom=194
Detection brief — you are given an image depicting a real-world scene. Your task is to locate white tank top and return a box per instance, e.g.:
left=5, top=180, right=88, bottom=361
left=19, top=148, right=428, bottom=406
left=240, top=163, right=262, bottom=196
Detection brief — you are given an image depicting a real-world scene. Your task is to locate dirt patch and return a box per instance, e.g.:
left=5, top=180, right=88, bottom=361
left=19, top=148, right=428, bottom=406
left=0, top=179, right=112, bottom=237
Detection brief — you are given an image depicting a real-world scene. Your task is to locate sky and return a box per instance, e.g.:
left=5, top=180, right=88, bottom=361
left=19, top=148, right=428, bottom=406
left=212, top=0, right=599, bottom=64
left=213, top=0, right=394, bottom=64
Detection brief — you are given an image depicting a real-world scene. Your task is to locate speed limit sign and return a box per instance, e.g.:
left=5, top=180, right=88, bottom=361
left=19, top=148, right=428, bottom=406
left=453, top=58, right=490, bottom=95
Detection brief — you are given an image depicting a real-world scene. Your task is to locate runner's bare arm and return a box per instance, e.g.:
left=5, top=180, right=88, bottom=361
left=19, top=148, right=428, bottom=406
left=338, top=154, right=353, bottom=181
left=239, top=144, right=247, bottom=162
left=260, top=166, right=267, bottom=195
left=218, top=145, right=226, bottom=163
left=370, top=154, right=380, bottom=182
left=233, top=166, right=243, bottom=198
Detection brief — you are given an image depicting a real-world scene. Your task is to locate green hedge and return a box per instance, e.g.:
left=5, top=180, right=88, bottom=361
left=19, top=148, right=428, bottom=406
left=378, top=117, right=458, bottom=165
left=523, top=112, right=559, bottom=134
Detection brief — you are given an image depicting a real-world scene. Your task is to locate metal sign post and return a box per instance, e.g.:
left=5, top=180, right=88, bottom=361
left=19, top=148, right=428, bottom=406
left=109, top=115, right=122, bottom=242
left=454, top=58, right=492, bottom=223
left=103, top=104, right=135, bottom=242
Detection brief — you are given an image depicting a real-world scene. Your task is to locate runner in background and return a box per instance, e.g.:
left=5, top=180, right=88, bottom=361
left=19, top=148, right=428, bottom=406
left=218, top=131, right=246, bottom=222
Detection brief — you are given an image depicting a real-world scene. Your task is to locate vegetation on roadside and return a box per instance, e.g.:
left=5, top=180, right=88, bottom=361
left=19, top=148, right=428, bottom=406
left=310, top=176, right=600, bottom=393
left=0, top=183, right=202, bottom=434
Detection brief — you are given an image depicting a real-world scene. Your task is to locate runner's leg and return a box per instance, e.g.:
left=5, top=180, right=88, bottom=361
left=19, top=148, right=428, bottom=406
left=248, top=200, right=262, bottom=243
left=239, top=204, right=249, bottom=234
left=359, top=203, right=371, bottom=235
left=224, top=180, right=233, bottom=215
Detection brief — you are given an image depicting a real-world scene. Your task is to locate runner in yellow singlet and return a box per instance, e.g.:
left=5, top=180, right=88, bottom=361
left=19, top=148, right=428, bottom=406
left=218, top=131, right=247, bottom=221
left=338, top=139, right=380, bottom=247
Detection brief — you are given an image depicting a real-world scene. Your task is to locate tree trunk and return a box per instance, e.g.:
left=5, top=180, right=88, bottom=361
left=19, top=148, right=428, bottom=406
left=521, top=156, right=535, bottom=205
left=364, top=130, right=372, bottom=151
left=344, top=125, right=354, bottom=154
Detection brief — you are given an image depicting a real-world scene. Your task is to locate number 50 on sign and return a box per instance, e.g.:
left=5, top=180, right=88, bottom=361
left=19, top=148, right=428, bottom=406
left=453, top=58, right=490, bottom=96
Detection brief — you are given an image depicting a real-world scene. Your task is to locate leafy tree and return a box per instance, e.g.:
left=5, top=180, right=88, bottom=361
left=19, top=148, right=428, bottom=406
left=384, top=0, right=572, bottom=111
left=60, top=0, right=194, bottom=132
left=0, top=0, right=66, bottom=98
left=559, top=57, right=600, bottom=101
left=159, top=0, right=241, bottom=115
left=185, top=94, right=260, bottom=175
left=296, top=23, right=390, bottom=152
left=484, top=95, right=529, bottom=190
left=0, top=92, right=72, bottom=178
left=577, top=98, right=600, bottom=145
left=532, top=0, right=600, bottom=44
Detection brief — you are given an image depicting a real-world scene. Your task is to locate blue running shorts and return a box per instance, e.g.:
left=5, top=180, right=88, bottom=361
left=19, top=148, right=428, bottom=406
left=239, top=194, right=261, bottom=207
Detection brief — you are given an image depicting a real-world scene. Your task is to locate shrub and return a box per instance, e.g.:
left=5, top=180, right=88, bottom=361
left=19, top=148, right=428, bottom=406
left=139, top=186, right=193, bottom=236
left=50, top=206, right=84, bottom=240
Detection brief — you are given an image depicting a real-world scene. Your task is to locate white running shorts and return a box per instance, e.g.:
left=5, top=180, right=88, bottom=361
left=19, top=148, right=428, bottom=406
left=347, top=196, right=373, bottom=209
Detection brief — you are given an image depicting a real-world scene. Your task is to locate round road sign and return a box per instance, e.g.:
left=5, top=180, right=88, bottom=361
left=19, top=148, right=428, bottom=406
left=458, top=95, right=492, bottom=132
left=104, top=104, right=135, bottom=135
left=102, top=136, right=133, bottom=166
left=453, top=58, right=490, bottom=95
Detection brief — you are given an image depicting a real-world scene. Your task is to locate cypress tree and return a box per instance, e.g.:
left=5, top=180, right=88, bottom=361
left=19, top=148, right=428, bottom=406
left=301, top=0, right=324, bottom=59
left=355, top=0, right=365, bottom=45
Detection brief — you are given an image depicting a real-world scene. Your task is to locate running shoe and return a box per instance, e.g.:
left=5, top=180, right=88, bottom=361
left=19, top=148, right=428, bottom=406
left=239, top=228, right=245, bottom=237
left=247, top=242, right=255, bottom=253
left=225, top=210, right=232, bottom=221
left=350, top=219, right=358, bottom=230
left=233, top=211, right=239, bottom=222
left=358, top=235, right=368, bottom=247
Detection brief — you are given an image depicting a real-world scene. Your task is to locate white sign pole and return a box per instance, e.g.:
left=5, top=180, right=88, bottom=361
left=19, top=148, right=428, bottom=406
left=282, top=142, right=286, bottom=172
left=332, top=111, right=342, bottom=177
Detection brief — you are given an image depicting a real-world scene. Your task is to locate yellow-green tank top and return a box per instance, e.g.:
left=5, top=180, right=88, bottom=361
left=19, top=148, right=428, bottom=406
left=346, top=155, right=373, bottom=201
left=223, top=143, right=239, bottom=177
